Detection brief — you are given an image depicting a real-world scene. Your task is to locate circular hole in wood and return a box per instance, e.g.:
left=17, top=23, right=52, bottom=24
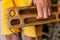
left=51, top=7, right=58, bottom=12
left=9, top=10, right=15, bottom=17
left=11, top=19, right=20, bottom=25
left=52, top=0, right=58, bottom=4
left=58, top=14, right=60, bottom=18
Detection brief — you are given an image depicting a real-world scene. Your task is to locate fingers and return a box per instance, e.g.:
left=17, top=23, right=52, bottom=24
left=43, top=7, right=48, bottom=18
left=36, top=2, right=43, bottom=19
left=33, top=0, right=36, bottom=5
left=48, top=0, right=51, bottom=16
left=43, top=6, right=51, bottom=19
left=48, top=7, right=51, bottom=16
left=43, top=0, right=48, bottom=18
left=34, top=0, right=43, bottom=19
left=36, top=7, right=43, bottom=19
left=34, top=0, right=51, bottom=19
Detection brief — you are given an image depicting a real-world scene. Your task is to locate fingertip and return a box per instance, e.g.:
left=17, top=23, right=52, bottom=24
left=43, top=15, right=48, bottom=18
left=36, top=16, right=42, bottom=19
left=44, top=17, right=48, bottom=19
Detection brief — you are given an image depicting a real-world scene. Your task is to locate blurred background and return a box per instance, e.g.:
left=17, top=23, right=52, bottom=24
left=0, top=1, right=6, bottom=40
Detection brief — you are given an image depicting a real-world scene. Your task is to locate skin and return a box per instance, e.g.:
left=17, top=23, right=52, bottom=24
left=6, top=32, right=22, bottom=40
left=5, top=0, right=51, bottom=40
left=34, top=0, right=51, bottom=19
left=6, top=34, right=18, bottom=40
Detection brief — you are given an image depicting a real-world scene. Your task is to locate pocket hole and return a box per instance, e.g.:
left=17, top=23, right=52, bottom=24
left=58, top=14, right=60, bottom=18
left=11, top=19, right=20, bottom=25
left=19, top=8, right=37, bottom=15
left=24, top=15, right=56, bottom=24
left=51, top=7, right=58, bottom=12
left=52, top=0, right=58, bottom=4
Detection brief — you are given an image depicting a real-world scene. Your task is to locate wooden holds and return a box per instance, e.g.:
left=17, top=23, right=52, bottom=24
left=6, top=0, right=60, bottom=28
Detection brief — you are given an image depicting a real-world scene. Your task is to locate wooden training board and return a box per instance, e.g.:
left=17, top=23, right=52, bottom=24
left=6, top=0, right=60, bottom=28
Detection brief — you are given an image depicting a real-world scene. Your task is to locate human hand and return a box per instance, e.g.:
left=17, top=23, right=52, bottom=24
left=34, top=0, right=51, bottom=19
